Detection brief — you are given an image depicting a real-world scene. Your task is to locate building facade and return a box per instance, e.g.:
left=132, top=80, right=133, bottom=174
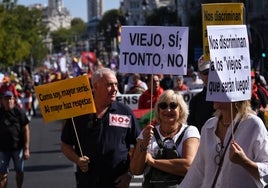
left=87, top=0, right=103, bottom=21
left=27, top=0, right=71, bottom=32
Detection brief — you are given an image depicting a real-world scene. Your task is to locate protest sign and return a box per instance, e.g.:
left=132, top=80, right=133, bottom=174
left=202, top=3, right=244, bottom=62
left=35, top=75, right=96, bottom=122
left=206, top=25, right=251, bottom=102
left=116, top=89, right=201, bottom=110
left=119, top=26, right=189, bottom=75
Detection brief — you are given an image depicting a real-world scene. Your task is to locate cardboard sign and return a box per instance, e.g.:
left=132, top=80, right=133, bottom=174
left=119, top=26, right=189, bottom=75
left=206, top=25, right=251, bottom=102
left=202, top=3, right=244, bottom=62
left=35, top=75, right=96, bottom=122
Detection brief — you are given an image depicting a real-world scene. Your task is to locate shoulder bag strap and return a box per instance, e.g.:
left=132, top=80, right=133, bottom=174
left=211, top=120, right=240, bottom=188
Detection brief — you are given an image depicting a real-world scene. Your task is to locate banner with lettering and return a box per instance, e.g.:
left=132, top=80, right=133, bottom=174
left=202, top=3, right=244, bottom=62
left=206, top=25, right=251, bottom=102
left=119, top=26, right=189, bottom=75
left=34, top=75, right=96, bottom=122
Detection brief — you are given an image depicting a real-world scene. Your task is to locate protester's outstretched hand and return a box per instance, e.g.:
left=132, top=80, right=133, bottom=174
left=77, top=156, right=90, bottom=172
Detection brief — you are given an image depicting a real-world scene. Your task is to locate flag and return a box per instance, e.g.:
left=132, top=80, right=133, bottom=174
left=117, top=23, right=122, bottom=44
left=81, top=51, right=97, bottom=64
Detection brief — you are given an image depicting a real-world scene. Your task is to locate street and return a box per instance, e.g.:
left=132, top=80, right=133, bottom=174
left=6, top=109, right=142, bottom=188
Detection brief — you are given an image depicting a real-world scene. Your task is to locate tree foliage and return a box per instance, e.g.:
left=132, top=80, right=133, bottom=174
left=146, top=7, right=177, bottom=26
left=50, top=17, right=87, bottom=53
left=97, top=9, right=126, bottom=50
left=0, top=2, right=48, bottom=69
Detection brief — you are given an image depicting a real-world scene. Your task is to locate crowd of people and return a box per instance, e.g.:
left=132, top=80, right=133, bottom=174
left=1, top=51, right=268, bottom=188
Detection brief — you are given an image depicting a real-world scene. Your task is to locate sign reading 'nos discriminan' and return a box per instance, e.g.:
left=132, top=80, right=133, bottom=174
left=206, top=25, right=251, bottom=102
left=119, top=26, right=189, bottom=75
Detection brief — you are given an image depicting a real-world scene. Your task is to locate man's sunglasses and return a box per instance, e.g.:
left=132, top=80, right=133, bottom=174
left=201, top=69, right=209, bottom=76
left=158, top=102, right=178, bottom=110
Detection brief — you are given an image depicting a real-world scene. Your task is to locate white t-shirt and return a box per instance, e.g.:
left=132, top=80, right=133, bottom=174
left=138, top=124, right=200, bottom=175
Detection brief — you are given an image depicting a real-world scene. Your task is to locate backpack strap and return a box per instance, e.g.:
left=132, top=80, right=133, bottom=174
left=153, top=125, right=189, bottom=148
left=153, top=127, right=164, bottom=148
left=175, top=126, right=189, bottom=147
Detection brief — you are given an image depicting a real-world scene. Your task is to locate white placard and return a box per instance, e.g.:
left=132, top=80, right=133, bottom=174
left=119, top=26, right=189, bottom=75
left=206, top=25, right=251, bottom=102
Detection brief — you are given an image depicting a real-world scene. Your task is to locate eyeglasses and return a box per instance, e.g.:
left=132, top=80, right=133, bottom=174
left=201, top=69, right=209, bottom=76
left=158, top=102, right=178, bottom=110
left=214, top=142, right=224, bottom=165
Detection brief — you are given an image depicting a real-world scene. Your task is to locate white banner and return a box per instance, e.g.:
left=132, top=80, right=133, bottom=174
left=206, top=25, right=251, bottom=102
left=116, top=89, right=201, bottom=110
left=119, top=26, right=189, bottom=75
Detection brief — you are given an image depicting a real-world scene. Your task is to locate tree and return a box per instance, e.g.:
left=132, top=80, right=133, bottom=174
left=50, top=17, right=87, bottom=54
left=146, top=7, right=177, bottom=26
left=51, top=28, right=73, bottom=53
left=0, top=2, right=48, bottom=69
left=71, top=18, right=87, bottom=36
left=97, top=9, right=126, bottom=52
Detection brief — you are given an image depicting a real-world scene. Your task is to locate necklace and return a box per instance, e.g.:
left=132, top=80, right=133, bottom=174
left=219, top=116, right=231, bottom=128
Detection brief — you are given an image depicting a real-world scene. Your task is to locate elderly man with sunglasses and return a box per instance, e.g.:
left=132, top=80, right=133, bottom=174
left=187, top=55, right=215, bottom=132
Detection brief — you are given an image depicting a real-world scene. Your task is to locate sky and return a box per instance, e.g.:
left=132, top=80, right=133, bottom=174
left=18, top=0, right=121, bottom=22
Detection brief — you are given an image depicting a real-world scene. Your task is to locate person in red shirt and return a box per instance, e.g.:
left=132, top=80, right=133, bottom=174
left=138, top=74, right=164, bottom=109
left=0, top=76, right=19, bottom=98
left=173, top=75, right=188, bottom=91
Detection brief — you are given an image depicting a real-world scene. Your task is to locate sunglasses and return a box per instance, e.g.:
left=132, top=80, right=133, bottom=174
left=201, top=69, right=209, bottom=76
left=158, top=102, right=178, bottom=110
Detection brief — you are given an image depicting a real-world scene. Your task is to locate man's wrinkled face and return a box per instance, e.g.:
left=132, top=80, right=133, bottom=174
left=94, top=73, right=118, bottom=104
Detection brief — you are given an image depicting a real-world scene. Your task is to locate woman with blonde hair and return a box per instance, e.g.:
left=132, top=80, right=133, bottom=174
left=130, top=89, right=200, bottom=187
left=179, top=100, right=268, bottom=188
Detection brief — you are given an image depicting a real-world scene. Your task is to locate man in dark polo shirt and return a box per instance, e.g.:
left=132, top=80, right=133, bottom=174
left=61, top=68, right=141, bottom=188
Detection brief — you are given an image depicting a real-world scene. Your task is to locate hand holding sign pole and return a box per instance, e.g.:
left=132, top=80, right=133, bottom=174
left=34, top=75, right=96, bottom=157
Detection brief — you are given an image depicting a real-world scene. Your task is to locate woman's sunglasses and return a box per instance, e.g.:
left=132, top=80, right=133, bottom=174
left=158, top=102, right=178, bottom=110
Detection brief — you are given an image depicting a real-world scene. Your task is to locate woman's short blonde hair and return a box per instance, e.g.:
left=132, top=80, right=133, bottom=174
left=214, top=100, right=255, bottom=120
left=154, top=89, right=189, bottom=124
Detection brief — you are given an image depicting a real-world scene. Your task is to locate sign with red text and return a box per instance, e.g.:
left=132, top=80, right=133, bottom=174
left=206, top=25, right=251, bottom=102
left=119, top=26, right=189, bottom=75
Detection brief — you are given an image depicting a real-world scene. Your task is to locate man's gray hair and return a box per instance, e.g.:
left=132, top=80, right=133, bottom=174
left=91, top=68, right=116, bottom=85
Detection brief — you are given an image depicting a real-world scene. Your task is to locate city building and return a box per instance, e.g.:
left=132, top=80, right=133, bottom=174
left=87, top=0, right=103, bottom=22
left=86, top=0, right=103, bottom=37
left=27, top=0, right=72, bottom=32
